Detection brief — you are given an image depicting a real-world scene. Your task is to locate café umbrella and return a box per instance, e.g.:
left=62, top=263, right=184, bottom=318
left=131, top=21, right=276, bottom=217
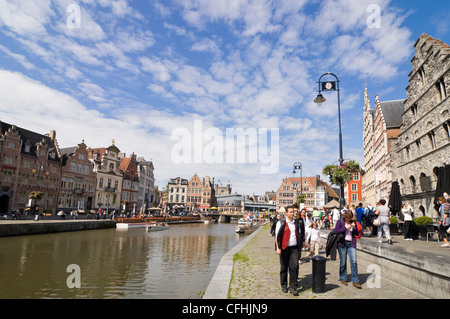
left=434, top=164, right=450, bottom=209
left=388, top=181, right=402, bottom=215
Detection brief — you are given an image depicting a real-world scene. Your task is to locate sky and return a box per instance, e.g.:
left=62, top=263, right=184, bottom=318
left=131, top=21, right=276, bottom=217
left=0, top=0, right=449, bottom=195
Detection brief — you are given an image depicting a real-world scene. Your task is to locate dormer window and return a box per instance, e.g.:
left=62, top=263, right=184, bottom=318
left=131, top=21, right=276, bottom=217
left=24, top=144, right=31, bottom=153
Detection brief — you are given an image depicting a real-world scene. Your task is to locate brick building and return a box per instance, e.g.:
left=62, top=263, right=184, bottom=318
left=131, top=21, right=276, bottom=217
left=276, top=176, right=337, bottom=209
left=120, top=152, right=139, bottom=212
left=58, top=141, right=97, bottom=213
left=0, top=122, right=61, bottom=213
left=187, top=173, right=203, bottom=212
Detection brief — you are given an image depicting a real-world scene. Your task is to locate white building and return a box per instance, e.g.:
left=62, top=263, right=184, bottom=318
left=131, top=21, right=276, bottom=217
left=137, top=157, right=155, bottom=211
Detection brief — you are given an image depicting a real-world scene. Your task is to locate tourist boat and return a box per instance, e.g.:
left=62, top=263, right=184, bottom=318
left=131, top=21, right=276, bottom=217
left=116, top=222, right=147, bottom=229
left=238, top=218, right=253, bottom=227
left=235, top=225, right=246, bottom=233
left=146, top=222, right=169, bottom=232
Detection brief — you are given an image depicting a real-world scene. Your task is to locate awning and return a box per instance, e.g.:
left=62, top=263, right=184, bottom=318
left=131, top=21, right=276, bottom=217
left=324, top=199, right=340, bottom=209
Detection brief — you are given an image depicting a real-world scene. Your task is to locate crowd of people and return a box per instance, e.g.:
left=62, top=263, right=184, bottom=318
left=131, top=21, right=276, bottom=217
left=268, top=193, right=450, bottom=295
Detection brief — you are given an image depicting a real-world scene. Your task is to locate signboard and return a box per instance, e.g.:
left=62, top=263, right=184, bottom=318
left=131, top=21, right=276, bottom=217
left=321, top=81, right=337, bottom=91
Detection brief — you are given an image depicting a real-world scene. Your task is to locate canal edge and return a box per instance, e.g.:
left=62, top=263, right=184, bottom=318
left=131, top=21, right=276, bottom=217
left=203, top=223, right=267, bottom=299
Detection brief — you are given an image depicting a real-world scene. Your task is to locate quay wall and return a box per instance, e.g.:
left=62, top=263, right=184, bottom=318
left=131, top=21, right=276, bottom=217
left=0, top=220, right=116, bottom=237
left=356, top=239, right=450, bottom=299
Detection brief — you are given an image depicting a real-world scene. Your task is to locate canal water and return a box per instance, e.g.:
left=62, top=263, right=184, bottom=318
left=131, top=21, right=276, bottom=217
left=0, top=223, right=250, bottom=299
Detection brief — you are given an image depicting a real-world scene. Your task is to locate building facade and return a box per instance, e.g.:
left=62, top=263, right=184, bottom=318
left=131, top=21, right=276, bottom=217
left=137, top=157, right=155, bottom=211
left=276, top=176, right=337, bottom=209
left=168, top=177, right=188, bottom=207
left=362, top=89, right=404, bottom=205
left=344, top=171, right=363, bottom=205
left=88, top=142, right=123, bottom=211
left=392, top=34, right=450, bottom=219
left=0, top=123, right=62, bottom=213
left=120, top=153, right=139, bottom=212
left=187, top=173, right=203, bottom=212
left=58, top=141, right=96, bottom=212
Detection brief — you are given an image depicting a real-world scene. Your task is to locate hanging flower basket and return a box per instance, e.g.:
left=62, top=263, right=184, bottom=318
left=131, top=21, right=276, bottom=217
left=322, top=160, right=360, bottom=186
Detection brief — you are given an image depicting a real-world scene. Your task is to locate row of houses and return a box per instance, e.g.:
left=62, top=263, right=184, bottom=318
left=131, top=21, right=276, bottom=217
left=166, top=174, right=232, bottom=212
left=0, top=121, right=156, bottom=214
left=362, top=33, right=450, bottom=219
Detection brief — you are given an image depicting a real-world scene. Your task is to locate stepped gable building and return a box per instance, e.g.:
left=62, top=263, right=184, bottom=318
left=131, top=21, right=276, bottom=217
left=362, top=88, right=404, bottom=205
left=276, top=175, right=337, bottom=209
left=58, top=141, right=96, bottom=212
left=187, top=173, right=203, bottom=212
left=88, top=141, right=123, bottom=211
left=392, top=33, right=450, bottom=218
left=120, top=152, right=139, bottom=212
left=0, top=121, right=61, bottom=213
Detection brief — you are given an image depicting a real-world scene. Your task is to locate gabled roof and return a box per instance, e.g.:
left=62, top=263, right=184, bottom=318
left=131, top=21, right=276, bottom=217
left=0, top=121, right=61, bottom=163
left=379, top=100, right=405, bottom=129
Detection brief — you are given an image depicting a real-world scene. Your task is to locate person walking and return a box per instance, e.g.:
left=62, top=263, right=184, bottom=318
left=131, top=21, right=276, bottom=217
left=334, top=210, right=361, bottom=288
left=331, top=206, right=340, bottom=229
left=305, top=221, right=321, bottom=260
left=438, top=196, right=450, bottom=248
left=375, top=199, right=393, bottom=244
left=275, top=206, right=306, bottom=295
left=312, top=207, right=321, bottom=229
left=270, top=212, right=282, bottom=251
left=401, top=204, right=414, bottom=240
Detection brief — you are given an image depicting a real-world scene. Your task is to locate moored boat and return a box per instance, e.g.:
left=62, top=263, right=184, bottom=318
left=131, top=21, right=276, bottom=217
left=116, top=222, right=147, bottom=229
left=146, top=222, right=169, bottom=232
left=235, top=225, right=246, bottom=233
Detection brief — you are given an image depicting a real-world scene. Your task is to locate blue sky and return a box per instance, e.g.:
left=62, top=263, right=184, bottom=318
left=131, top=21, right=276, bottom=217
left=0, top=0, right=449, bottom=195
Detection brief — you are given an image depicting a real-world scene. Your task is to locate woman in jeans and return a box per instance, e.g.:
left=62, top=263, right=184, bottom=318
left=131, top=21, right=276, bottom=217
left=375, top=199, right=393, bottom=245
left=334, top=211, right=361, bottom=289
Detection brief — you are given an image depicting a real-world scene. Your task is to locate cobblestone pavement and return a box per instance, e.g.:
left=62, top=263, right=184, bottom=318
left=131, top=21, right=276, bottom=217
left=228, top=224, right=427, bottom=299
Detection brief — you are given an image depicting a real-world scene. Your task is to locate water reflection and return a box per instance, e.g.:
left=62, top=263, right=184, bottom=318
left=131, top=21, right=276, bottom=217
left=0, top=223, right=247, bottom=299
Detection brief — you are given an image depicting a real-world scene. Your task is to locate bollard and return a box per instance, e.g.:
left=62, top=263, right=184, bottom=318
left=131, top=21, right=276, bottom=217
left=312, top=255, right=327, bottom=293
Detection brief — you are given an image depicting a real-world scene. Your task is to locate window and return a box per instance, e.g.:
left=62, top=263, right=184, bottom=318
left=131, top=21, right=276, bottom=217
left=351, top=183, right=358, bottom=192
left=435, top=77, right=447, bottom=102
left=351, top=194, right=359, bottom=202
left=444, top=122, right=450, bottom=141
left=418, top=66, right=425, bottom=86
left=410, top=103, right=418, bottom=121
left=99, top=177, right=104, bottom=188
left=353, top=173, right=360, bottom=181
left=415, top=139, right=421, bottom=155
left=24, top=144, right=31, bottom=153
left=405, top=145, right=411, bottom=160
left=8, top=142, right=15, bottom=149
left=428, top=131, right=437, bottom=150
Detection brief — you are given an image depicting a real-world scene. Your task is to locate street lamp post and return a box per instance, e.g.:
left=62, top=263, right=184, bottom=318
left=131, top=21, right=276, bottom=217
left=314, top=72, right=345, bottom=210
left=293, top=162, right=303, bottom=195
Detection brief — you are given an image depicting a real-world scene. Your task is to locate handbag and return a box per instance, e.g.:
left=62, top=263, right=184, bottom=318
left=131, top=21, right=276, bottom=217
left=373, top=216, right=381, bottom=227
